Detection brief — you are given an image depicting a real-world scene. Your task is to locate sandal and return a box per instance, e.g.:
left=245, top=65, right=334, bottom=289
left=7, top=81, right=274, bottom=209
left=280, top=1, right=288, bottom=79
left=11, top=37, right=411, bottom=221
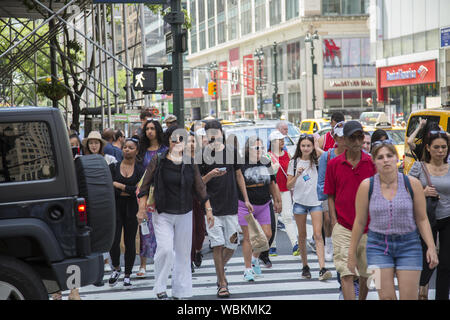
left=136, top=267, right=146, bottom=277
left=217, top=286, right=230, bottom=298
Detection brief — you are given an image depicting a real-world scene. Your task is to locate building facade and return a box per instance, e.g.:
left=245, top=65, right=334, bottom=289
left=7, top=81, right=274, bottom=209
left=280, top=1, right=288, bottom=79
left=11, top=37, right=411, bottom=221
left=187, top=0, right=375, bottom=123
left=371, top=0, right=450, bottom=121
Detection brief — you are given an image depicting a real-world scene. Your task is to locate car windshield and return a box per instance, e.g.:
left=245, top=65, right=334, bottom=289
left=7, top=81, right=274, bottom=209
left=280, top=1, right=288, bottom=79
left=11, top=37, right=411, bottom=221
left=320, top=122, right=331, bottom=129
left=367, top=129, right=405, bottom=145
left=360, top=112, right=384, bottom=126
left=224, top=126, right=294, bottom=152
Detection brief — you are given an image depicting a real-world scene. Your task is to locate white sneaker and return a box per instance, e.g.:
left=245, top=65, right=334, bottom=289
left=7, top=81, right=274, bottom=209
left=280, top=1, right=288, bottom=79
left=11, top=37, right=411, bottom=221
left=325, top=241, right=334, bottom=262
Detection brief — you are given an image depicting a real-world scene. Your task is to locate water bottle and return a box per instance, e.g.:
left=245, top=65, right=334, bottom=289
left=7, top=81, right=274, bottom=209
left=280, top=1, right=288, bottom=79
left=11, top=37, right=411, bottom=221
left=140, top=219, right=150, bottom=236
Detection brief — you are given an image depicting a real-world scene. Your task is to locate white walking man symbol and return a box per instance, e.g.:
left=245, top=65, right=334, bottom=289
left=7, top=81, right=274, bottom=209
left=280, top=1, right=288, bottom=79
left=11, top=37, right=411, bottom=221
left=135, top=71, right=145, bottom=88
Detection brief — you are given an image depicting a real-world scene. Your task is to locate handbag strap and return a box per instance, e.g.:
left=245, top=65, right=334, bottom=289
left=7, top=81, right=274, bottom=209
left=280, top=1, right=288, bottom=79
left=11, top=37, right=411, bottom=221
left=420, top=161, right=433, bottom=187
left=270, top=152, right=289, bottom=178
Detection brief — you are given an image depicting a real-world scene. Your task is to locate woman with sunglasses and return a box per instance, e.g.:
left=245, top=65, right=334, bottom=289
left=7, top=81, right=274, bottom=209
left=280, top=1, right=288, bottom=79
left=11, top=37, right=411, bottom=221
left=287, top=134, right=332, bottom=281
left=238, top=137, right=282, bottom=282
left=409, top=131, right=450, bottom=300
left=137, top=126, right=214, bottom=300
left=136, top=120, right=168, bottom=277
left=349, top=141, right=438, bottom=300
left=108, top=138, right=145, bottom=288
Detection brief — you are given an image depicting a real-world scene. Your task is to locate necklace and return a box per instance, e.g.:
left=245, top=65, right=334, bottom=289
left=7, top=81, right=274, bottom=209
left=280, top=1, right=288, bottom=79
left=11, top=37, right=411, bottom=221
left=121, top=162, right=134, bottom=178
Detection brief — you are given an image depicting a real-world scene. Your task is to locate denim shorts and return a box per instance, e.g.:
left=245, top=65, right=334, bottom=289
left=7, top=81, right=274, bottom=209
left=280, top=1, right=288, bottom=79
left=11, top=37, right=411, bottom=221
left=366, top=229, right=423, bottom=271
left=293, top=202, right=323, bottom=215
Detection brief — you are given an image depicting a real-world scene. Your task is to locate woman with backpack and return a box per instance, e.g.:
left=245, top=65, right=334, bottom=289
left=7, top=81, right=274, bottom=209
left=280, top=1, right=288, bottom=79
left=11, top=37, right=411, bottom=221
left=348, top=141, right=438, bottom=300
left=287, top=134, right=332, bottom=281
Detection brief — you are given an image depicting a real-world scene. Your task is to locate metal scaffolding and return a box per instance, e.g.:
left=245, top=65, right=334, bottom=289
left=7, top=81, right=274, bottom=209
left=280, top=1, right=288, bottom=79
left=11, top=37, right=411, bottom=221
left=0, top=0, right=145, bottom=133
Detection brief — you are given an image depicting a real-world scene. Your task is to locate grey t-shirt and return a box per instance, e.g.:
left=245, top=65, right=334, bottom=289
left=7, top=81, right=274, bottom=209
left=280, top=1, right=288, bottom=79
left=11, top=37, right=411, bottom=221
left=409, top=161, right=450, bottom=220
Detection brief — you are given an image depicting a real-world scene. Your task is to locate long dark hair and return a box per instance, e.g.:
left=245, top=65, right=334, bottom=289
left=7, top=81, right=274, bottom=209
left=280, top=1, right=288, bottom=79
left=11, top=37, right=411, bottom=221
left=423, top=132, right=449, bottom=164
left=370, top=129, right=389, bottom=152
left=244, top=137, right=265, bottom=162
left=293, top=135, right=318, bottom=167
left=138, top=120, right=164, bottom=159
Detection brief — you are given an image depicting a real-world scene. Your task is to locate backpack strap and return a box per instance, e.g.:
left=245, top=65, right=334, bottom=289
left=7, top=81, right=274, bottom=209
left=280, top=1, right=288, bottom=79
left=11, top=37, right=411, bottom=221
left=368, top=176, right=374, bottom=201
left=402, top=173, right=414, bottom=201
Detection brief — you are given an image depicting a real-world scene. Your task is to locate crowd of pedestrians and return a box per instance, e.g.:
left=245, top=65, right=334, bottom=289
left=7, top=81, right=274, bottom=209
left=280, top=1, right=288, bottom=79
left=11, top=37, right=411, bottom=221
left=61, top=110, right=449, bottom=300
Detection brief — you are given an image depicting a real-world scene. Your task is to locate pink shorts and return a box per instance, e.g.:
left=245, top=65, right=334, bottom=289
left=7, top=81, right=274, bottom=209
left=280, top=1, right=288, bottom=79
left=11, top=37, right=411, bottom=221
left=237, top=200, right=271, bottom=226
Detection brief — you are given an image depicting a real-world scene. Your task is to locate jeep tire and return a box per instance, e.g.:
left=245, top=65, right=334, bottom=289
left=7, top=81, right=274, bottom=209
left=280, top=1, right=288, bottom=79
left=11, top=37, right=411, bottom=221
left=0, top=255, right=48, bottom=300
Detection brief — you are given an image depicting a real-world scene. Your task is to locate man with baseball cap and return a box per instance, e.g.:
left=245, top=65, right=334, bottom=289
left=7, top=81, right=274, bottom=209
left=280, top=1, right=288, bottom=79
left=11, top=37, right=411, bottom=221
left=165, top=115, right=178, bottom=129
left=324, top=120, right=376, bottom=300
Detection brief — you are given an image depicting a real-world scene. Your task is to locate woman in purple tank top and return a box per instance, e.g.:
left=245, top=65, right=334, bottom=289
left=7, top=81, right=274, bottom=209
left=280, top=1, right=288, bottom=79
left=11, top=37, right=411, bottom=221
left=348, top=142, right=438, bottom=300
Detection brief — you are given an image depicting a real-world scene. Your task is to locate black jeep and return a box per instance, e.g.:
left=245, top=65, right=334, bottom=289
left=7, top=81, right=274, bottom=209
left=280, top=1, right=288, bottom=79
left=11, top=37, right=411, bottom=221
left=0, top=107, right=115, bottom=300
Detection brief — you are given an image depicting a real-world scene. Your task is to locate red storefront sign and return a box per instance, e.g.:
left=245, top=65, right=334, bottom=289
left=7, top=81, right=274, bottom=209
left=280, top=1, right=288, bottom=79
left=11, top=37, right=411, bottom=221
left=378, top=59, right=437, bottom=88
left=229, top=48, right=240, bottom=95
left=219, top=61, right=228, bottom=99
left=243, top=54, right=254, bottom=96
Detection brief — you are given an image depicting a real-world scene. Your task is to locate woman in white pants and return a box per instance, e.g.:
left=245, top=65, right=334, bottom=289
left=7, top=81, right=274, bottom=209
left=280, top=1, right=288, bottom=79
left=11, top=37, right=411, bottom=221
left=137, top=126, right=214, bottom=299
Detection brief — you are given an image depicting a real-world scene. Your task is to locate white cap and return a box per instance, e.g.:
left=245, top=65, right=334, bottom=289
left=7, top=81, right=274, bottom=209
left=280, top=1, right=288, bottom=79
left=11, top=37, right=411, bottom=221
left=333, top=121, right=345, bottom=137
left=195, top=128, right=206, bottom=136
left=269, top=130, right=286, bottom=141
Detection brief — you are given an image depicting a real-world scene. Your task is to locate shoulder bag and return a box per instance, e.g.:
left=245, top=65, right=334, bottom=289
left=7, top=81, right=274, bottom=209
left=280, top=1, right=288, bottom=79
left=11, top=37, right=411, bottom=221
left=244, top=213, right=269, bottom=253
left=420, top=162, right=439, bottom=228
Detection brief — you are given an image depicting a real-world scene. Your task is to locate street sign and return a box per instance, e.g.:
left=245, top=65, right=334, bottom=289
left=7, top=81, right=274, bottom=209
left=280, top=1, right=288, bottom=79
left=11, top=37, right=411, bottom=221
left=256, top=86, right=266, bottom=91
left=440, top=26, right=450, bottom=48
left=263, top=99, right=272, bottom=104
left=165, top=32, right=173, bottom=54
left=133, top=68, right=157, bottom=92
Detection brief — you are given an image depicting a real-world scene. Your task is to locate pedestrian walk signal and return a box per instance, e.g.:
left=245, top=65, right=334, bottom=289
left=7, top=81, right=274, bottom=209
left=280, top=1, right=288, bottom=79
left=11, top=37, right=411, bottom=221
left=133, top=68, right=157, bottom=92
left=275, top=94, right=281, bottom=108
left=208, top=81, right=217, bottom=96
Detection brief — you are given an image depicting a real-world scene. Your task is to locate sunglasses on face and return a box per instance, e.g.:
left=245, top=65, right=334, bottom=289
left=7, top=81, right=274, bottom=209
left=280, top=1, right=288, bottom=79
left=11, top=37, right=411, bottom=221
left=208, top=137, right=222, bottom=144
left=299, top=133, right=313, bottom=140
left=250, top=146, right=264, bottom=151
left=349, top=132, right=364, bottom=140
left=126, top=137, right=139, bottom=144
left=170, top=136, right=184, bottom=143
left=371, top=139, right=394, bottom=148
left=334, top=121, right=345, bottom=129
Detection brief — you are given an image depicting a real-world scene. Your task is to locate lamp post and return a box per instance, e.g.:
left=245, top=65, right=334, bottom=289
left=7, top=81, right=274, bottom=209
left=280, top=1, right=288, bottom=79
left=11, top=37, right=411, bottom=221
left=272, top=41, right=280, bottom=119
left=304, top=30, right=319, bottom=117
left=254, top=46, right=264, bottom=118
left=209, top=61, right=218, bottom=117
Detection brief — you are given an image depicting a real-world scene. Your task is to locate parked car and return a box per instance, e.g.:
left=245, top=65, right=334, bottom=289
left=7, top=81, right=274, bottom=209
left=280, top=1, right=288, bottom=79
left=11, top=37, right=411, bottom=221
left=299, top=118, right=331, bottom=135
left=0, top=107, right=115, bottom=299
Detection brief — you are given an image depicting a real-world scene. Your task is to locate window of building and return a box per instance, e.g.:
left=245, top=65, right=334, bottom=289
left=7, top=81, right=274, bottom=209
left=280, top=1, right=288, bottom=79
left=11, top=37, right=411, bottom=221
left=288, top=91, right=301, bottom=110
left=228, top=2, right=238, bottom=41
left=323, top=38, right=342, bottom=78
left=199, top=22, right=206, bottom=50
left=323, top=0, right=340, bottom=15
left=190, top=25, right=197, bottom=53
left=255, top=0, right=266, bottom=32
left=217, top=0, right=226, bottom=44
left=269, top=0, right=282, bottom=26
left=287, top=42, right=301, bottom=80
left=241, top=0, right=252, bottom=36
left=286, top=0, right=299, bottom=20
left=426, top=29, right=439, bottom=50
left=198, top=0, right=206, bottom=23
left=208, top=19, right=215, bottom=48
left=207, top=0, right=215, bottom=18
left=341, top=38, right=361, bottom=78
left=323, top=0, right=369, bottom=15
left=361, top=37, right=375, bottom=77
left=0, top=122, right=56, bottom=183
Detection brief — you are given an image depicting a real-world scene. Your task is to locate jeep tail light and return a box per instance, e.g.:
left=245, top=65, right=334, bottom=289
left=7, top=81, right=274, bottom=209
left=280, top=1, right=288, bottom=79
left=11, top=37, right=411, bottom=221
left=75, top=198, right=87, bottom=226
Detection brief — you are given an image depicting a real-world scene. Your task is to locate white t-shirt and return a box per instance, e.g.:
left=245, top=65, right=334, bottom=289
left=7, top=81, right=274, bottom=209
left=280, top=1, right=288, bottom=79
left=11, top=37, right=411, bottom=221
left=287, top=158, right=321, bottom=207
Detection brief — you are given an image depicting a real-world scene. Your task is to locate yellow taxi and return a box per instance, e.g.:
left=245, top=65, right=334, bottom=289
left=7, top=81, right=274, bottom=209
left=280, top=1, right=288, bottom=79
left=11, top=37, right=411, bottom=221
left=299, top=118, right=331, bottom=134
left=403, top=107, right=450, bottom=174
left=364, top=122, right=406, bottom=169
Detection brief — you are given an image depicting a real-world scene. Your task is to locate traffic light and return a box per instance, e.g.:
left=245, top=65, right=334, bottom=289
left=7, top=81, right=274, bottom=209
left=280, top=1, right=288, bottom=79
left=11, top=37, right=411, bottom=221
left=208, top=81, right=217, bottom=96
left=275, top=94, right=281, bottom=108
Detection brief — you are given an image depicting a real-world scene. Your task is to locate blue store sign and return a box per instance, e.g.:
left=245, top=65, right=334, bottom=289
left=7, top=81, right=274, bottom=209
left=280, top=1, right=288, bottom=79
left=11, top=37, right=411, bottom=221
left=441, top=26, right=450, bottom=48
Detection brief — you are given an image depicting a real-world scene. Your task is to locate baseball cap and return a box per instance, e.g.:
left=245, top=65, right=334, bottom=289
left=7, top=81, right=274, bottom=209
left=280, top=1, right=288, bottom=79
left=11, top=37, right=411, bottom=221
left=269, top=130, right=286, bottom=141
left=165, top=114, right=177, bottom=123
left=333, top=121, right=345, bottom=137
left=343, top=120, right=363, bottom=137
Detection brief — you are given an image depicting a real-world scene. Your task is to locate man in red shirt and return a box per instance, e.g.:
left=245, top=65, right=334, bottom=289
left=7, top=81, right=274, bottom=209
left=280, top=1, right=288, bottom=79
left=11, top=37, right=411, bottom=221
left=318, top=112, right=345, bottom=152
left=324, top=120, right=376, bottom=300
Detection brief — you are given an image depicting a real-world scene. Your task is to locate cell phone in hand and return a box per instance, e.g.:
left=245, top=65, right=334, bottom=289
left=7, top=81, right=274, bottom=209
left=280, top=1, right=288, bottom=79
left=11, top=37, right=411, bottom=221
left=218, top=167, right=227, bottom=172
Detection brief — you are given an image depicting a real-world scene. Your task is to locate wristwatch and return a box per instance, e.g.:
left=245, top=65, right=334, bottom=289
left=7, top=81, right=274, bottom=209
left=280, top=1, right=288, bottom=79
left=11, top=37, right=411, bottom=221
left=206, top=207, right=213, bottom=212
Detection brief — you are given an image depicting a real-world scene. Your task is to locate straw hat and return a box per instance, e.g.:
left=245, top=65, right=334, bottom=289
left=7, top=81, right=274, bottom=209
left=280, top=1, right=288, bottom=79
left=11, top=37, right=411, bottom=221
left=82, top=131, right=107, bottom=150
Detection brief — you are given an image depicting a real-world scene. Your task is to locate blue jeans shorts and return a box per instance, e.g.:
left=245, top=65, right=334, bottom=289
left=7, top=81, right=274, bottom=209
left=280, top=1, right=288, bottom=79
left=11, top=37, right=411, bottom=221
left=293, top=203, right=322, bottom=215
left=366, top=229, right=423, bottom=271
